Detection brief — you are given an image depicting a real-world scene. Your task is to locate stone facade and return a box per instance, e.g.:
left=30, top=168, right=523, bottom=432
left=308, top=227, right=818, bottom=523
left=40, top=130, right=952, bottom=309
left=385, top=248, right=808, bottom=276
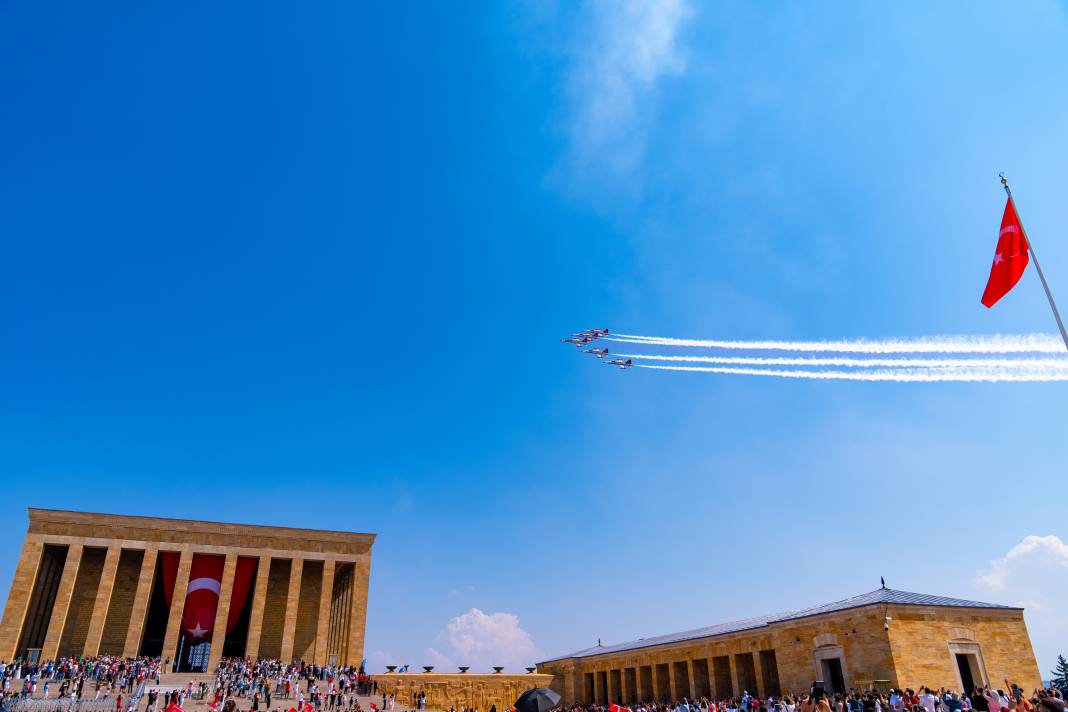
left=376, top=673, right=553, bottom=712
left=885, top=609, right=1040, bottom=693
left=0, top=509, right=375, bottom=669
left=537, top=590, right=1042, bottom=705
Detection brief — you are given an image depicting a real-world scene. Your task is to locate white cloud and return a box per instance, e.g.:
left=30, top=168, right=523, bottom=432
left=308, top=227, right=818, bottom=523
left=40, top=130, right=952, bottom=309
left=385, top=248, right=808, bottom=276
left=563, top=0, right=694, bottom=183
left=975, top=534, right=1068, bottom=591
left=973, top=535, right=1068, bottom=675
left=425, top=608, right=542, bottom=672
left=424, top=646, right=456, bottom=670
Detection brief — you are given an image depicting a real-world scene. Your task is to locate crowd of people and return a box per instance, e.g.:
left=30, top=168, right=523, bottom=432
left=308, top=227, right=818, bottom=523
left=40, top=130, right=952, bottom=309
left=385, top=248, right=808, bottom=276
left=566, top=683, right=1066, bottom=712
left=3, top=656, right=1065, bottom=712
left=0, top=656, right=382, bottom=712
left=0, top=656, right=165, bottom=709
left=205, top=658, right=376, bottom=712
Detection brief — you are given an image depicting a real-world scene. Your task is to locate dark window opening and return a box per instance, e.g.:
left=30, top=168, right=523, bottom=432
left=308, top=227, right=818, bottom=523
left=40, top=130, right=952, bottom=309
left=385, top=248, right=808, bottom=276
left=760, top=650, right=782, bottom=697
left=138, top=554, right=171, bottom=658
left=16, top=545, right=68, bottom=660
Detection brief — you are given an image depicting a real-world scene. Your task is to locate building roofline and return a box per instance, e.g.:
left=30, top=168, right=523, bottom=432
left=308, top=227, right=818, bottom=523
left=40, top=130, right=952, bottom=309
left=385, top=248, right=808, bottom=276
left=27, top=507, right=376, bottom=544
left=538, top=588, right=1021, bottom=665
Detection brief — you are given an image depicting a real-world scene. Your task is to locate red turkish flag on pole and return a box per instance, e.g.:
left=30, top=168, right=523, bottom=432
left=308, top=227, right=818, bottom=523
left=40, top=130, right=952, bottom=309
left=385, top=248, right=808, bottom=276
left=987, top=175, right=1068, bottom=352
left=981, top=197, right=1030, bottom=307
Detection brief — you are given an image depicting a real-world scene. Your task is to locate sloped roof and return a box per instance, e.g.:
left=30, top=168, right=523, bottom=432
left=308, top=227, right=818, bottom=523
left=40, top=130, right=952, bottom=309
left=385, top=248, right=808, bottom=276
left=540, top=588, right=1015, bottom=663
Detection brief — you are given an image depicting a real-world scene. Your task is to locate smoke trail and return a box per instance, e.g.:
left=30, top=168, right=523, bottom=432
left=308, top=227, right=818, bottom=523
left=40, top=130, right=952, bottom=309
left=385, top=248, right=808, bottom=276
left=608, top=333, right=1066, bottom=354
left=636, top=363, right=1068, bottom=382
left=617, top=353, right=1068, bottom=369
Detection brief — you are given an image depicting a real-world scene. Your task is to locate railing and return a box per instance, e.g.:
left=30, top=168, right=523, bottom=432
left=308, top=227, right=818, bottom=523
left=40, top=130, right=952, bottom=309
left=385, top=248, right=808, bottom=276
left=3, top=698, right=121, bottom=712
left=125, top=680, right=147, bottom=712
left=2, top=680, right=147, bottom=712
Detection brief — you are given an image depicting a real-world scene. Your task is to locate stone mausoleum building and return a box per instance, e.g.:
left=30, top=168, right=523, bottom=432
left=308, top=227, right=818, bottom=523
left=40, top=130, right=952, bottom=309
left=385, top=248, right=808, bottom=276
left=0, top=509, right=374, bottom=671
left=538, top=588, right=1042, bottom=704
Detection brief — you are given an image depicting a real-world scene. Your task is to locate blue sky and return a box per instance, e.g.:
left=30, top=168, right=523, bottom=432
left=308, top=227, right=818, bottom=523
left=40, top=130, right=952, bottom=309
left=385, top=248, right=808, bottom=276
left=2, top=0, right=1068, bottom=677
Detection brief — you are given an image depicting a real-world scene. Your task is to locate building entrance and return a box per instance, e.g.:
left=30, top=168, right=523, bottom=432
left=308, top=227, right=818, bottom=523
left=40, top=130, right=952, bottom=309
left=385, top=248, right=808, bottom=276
left=177, top=638, right=211, bottom=672
left=956, top=654, right=976, bottom=693
left=820, top=658, right=846, bottom=694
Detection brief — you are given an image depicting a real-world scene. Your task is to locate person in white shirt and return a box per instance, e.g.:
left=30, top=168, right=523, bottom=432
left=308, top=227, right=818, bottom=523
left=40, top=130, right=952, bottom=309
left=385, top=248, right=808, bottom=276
left=919, top=689, right=938, bottom=712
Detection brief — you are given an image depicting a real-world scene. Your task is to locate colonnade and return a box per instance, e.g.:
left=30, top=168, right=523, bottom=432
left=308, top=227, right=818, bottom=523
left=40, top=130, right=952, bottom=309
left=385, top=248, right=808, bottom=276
left=0, top=510, right=374, bottom=671
left=574, top=649, right=781, bottom=705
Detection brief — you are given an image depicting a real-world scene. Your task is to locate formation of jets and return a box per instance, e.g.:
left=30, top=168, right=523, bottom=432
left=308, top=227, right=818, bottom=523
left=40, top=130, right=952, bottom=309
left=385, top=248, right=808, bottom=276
left=561, top=328, right=631, bottom=369
left=560, top=327, right=609, bottom=347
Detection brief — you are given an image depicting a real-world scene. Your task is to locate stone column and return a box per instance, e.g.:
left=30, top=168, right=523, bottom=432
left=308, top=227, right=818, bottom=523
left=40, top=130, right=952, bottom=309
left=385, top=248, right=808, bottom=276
left=314, top=560, right=335, bottom=664
left=686, top=660, right=696, bottom=699
left=161, top=550, right=193, bottom=668
left=123, top=546, right=158, bottom=658
left=651, top=664, right=660, bottom=702
left=634, top=666, right=644, bottom=702
left=41, top=544, right=84, bottom=660
left=207, top=554, right=238, bottom=672
left=346, top=558, right=370, bottom=666
left=668, top=662, right=678, bottom=701
left=0, top=538, right=43, bottom=660
left=729, top=655, right=741, bottom=699
left=607, top=669, right=617, bottom=704
left=279, top=558, right=304, bottom=662
left=82, top=545, right=122, bottom=656
left=751, top=651, right=765, bottom=697
left=565, top=667, right=578, bottom=706
left=244, top=556, right=271, bottom=661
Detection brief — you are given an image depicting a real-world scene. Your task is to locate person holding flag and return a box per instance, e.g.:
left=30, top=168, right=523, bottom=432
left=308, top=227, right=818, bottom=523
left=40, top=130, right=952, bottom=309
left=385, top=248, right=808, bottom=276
left=164, top=692, right=185, bottom=712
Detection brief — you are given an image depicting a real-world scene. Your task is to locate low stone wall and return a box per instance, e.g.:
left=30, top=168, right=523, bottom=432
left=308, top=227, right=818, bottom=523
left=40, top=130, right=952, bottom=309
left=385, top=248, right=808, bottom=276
left=375, top=672, right=553, bottom=712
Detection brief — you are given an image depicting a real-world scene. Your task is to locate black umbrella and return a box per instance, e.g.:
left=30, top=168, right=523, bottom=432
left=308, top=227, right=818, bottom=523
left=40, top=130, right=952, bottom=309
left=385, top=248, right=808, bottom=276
left=515, top=688, right=561, bottom=712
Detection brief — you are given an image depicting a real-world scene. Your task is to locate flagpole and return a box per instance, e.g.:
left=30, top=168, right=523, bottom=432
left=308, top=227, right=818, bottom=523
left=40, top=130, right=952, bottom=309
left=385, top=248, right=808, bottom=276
left=1000, top=173, right=1068, bottom=352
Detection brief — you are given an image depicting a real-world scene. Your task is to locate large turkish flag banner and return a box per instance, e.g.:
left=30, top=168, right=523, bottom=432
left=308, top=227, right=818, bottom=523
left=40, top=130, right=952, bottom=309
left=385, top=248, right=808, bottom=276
left=182, top=554, right=225, bottom=640
left=226, top=558, right=258, bottom=633
left=982, top=198, right=1030, bottom=307
left=159, top=553, right=257, bottom=641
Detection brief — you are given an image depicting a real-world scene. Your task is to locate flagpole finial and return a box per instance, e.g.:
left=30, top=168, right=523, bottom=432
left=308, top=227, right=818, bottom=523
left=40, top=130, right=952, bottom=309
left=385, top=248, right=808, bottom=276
left=999, top=172, right=1011, bottom=197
